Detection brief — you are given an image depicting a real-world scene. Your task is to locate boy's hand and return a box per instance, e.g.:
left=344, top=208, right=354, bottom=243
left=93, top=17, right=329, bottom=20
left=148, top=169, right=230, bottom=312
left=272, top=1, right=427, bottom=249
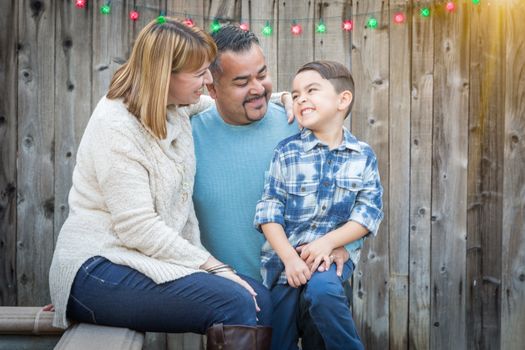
left=284, top=255, right=312, bottom=288
left=299, top=237, right=334, bottom=273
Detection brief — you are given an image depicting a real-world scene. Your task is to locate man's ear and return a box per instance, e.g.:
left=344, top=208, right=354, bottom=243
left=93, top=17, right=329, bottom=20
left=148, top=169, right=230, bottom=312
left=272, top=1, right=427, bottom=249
left=338, top=90, right=353, bottom=112
left=207, top=83, right=218, bottom=99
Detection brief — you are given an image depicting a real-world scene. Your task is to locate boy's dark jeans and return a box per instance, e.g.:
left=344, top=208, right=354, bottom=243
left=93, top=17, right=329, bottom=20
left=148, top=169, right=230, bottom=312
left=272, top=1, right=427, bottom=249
left=298, top=278, right=354, bottom=350
left=271, top=261, right=363, bottom=350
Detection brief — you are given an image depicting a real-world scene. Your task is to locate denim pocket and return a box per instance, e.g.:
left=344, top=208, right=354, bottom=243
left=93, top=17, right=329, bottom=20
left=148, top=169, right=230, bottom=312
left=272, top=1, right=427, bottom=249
left=67, top=294, right=97, bottom=324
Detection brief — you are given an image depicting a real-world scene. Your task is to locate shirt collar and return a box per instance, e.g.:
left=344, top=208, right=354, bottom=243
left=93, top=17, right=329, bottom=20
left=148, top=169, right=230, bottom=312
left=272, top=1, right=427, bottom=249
left=301, top=127, right=362, bottom=153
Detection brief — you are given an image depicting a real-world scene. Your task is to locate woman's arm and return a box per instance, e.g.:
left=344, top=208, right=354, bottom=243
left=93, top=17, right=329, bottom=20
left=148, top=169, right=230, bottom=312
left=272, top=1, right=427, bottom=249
left=91, top=123, right=210, bottom=270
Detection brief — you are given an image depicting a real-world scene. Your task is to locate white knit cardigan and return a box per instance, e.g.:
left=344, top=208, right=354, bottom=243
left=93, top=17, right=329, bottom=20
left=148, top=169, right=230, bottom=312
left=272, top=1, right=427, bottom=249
left=49, top=96, right=213, bottom=329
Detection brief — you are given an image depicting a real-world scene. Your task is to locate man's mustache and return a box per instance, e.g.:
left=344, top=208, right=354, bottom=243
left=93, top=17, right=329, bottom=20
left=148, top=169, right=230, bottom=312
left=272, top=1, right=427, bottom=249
left=243, top=91, right=268, bottom=105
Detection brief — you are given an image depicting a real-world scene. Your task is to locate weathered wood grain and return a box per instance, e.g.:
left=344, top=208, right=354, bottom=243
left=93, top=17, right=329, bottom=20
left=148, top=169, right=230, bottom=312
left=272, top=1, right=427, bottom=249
left=276, top=0, right=315, bottom=91
left=0, top=0, right=19, bottom=307
left=467, top=2, right=504, bottom=349
left=389, top=1, right=410, bottom=349
left=351, top=1, right=390, bottom=349
left=430, top=3, right=470, bottom=349
left=16, top=0, right=56, bottom=306
left=501, top=1, right=525, bottom=349
left=409, top=1, right=433, bottom=349
left=53, top=0, right=93, bottom=244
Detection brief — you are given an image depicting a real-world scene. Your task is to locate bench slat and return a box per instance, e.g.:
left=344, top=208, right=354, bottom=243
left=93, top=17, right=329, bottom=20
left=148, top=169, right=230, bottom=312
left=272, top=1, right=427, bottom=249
left=54, top=323, right=144, bottom=350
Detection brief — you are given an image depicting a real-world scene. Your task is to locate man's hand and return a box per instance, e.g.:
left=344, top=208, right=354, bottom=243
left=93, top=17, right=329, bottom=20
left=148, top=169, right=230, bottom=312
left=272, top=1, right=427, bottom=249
left=297, top=237, right=334, bottom=273
left=319, top=246, right=350, bottom=277
left=280, top=92, right=295, bottom=124
left=296, top=245, right=350, bottom=277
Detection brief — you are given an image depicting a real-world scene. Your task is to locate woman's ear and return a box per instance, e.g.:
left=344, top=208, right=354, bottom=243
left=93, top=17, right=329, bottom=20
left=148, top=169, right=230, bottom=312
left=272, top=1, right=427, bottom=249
left=337, top=90, right=353, bottom=112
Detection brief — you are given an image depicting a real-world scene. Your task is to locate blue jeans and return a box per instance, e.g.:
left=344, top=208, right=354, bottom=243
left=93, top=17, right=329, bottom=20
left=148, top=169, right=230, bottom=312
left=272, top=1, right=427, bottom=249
left=67, top=256, right=272, bottom=333
left=270, top=261, right=363, bottom=350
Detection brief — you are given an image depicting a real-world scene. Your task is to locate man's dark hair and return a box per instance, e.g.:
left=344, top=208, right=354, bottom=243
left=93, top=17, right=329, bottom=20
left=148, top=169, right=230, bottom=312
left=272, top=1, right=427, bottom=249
left=209, top=25, right=260, bottom=77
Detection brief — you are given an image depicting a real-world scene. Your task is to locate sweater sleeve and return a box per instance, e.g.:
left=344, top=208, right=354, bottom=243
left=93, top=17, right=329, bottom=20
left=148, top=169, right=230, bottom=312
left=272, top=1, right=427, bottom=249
left=91, top=121, right=210, bottom=269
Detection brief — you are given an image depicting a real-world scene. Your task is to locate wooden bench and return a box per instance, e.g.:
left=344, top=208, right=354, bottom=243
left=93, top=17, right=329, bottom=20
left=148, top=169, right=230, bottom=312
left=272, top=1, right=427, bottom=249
left=0, top=307, right=144, bottom=350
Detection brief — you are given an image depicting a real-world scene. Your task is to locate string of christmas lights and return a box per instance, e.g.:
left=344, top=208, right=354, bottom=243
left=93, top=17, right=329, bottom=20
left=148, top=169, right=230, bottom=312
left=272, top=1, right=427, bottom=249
left=74, top=0, right=483, bottom=35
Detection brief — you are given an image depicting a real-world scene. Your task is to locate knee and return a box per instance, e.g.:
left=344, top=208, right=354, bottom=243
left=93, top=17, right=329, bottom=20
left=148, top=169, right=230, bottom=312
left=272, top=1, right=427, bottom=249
left=304, top=277, right=345, bottom=308
left=221, top=287, right=258, bottom=325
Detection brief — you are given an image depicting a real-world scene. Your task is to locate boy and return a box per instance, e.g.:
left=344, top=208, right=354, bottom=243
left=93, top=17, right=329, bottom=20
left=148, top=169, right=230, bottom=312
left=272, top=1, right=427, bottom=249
left=254, top=60, right=383, bottom=350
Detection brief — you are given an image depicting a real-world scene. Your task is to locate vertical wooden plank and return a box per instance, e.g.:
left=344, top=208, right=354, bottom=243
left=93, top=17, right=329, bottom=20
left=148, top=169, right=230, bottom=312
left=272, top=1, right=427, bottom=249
left=16, top=0, right=55, bottom=305
left=467, top=1, right=505, bottom=349
left=168, top=0, right=204, bottom=23
left=205, top=0, right=239, bottom=24
left=243, top=0, right=279, bottom=89
left=91, top=0, right=134, bottom=106
left=312, top=0, right=352, bottom=64
left=276, top=0, right=315, bottom=91
left=430, top=2, right=469, bottom=349
left=408, top=0, right=432, bottom=348
left=501, top=1, right=525, bottom=349
left=54, top=0, right=93, bottom=244
left=351, top=1, right=390, bottom=348
left=389, top=0, right=410, bottom=348
left=0, top=0, right=18, bottom=306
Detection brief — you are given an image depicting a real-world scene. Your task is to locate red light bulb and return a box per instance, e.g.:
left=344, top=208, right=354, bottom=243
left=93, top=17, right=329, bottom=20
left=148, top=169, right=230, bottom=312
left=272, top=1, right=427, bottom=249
left=75, top=0, right=86, bottom=9
left=446, top=2, right=456, bottom=12
left=129, top=10, right=139, bottom=21
left=342, top=20, right=353, bottom=31
left=394, top=13, right=405, bottom=24
left=291, top=23, right=303, bottom=35
left=239, top=22, right=249, bottom=31
left=183, top=18, right=195, bottom=27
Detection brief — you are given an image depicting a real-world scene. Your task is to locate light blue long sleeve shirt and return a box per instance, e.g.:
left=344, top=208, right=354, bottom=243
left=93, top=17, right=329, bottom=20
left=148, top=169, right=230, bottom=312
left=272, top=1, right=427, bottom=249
left=192, top=103, right=298, bottom=280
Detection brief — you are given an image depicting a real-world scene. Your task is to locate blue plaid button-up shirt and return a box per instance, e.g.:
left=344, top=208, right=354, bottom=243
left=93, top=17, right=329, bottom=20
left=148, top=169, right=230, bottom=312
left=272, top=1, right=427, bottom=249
left=254, top=127, right=383, bottom=288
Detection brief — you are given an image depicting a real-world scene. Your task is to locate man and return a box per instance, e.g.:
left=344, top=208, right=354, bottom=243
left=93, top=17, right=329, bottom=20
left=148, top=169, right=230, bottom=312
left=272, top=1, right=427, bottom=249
left=191, top=25, right=352, bottom=349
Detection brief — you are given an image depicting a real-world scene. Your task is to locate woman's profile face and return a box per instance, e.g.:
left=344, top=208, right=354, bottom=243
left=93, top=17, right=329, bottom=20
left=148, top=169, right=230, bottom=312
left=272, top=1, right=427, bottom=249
left=168, top=61, right=213, bottom=105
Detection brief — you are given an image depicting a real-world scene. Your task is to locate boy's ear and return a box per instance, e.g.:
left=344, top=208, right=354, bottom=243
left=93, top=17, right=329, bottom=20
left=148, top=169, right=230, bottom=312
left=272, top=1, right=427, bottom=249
left=207, top=83, right=218, bottom=99
left=337, top=90, right=353, bottom=112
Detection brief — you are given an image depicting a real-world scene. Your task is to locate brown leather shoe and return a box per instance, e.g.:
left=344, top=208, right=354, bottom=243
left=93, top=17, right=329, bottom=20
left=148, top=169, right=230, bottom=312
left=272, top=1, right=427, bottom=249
left=206, top=323, right=257, bottom=350
left=256, top=326, right=272, bottom=350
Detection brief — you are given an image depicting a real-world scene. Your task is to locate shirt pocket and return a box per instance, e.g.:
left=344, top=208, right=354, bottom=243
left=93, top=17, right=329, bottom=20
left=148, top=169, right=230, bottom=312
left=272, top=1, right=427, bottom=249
left=333, top=175, right=363, bottom=220
left=284, top=181, right=319, bottom=223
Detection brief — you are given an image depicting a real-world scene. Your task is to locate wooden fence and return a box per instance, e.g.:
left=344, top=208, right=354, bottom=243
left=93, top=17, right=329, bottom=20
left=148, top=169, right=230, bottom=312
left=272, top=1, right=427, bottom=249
left=1, top=0, right=524, bottom=349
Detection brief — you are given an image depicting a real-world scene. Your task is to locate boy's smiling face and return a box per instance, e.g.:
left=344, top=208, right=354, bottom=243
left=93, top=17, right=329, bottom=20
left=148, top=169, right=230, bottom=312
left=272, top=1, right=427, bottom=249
left=291, top=70, right=351, bottom=133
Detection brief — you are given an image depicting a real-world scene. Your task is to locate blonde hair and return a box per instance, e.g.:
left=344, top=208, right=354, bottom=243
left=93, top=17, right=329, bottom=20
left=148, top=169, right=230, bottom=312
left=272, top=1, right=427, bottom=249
left=107, top=17, right=217, bottom=139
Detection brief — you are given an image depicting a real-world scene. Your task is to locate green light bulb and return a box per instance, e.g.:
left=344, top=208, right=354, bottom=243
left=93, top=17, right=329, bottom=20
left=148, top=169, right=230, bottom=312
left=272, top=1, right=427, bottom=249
left=210, top=20, right=221, bottom=33
left=262, top=21, right=273, bottom=36
left=367, top=18, right=378, bottom=29
left=421, top=8, right=431, bottom=17
left=100, top=4, right=111, bottom=15
left=316, top=22, right=327, bottom=33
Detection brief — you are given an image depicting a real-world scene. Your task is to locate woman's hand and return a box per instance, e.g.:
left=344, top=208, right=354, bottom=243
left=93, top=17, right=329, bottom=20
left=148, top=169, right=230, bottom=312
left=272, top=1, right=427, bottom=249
left=215, top=271, right=260, bottom=312
left=283, top=255, right=311, bottom=288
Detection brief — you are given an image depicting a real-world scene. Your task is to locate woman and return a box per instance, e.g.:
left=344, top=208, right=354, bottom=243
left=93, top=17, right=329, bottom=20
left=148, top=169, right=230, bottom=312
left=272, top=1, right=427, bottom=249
left=49, top=17, right=271, bottom=350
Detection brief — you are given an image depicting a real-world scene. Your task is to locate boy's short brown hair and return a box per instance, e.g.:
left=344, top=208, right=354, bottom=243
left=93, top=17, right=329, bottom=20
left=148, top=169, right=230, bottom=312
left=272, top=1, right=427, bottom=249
left=296, top=60, right=355, bottom=116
